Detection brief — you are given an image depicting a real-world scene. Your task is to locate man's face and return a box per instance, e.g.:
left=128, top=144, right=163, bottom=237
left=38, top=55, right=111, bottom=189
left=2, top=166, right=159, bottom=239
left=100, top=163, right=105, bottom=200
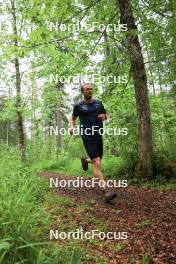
left=82, top=84, right=93, bottom=99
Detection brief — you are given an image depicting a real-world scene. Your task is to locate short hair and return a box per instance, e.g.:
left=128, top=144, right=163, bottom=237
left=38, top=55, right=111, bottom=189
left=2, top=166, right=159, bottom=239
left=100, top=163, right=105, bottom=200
left=81, top=83, right=91, bottom=93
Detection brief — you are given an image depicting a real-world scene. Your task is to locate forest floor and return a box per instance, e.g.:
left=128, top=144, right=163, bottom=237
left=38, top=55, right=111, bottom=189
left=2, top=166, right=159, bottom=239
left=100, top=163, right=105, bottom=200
left=39, top=172, right=176, bottom=264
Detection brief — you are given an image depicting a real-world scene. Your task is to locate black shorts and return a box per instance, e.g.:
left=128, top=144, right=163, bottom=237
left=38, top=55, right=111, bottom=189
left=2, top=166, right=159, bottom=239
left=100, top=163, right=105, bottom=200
left=82, top=138, right=103, bottom=160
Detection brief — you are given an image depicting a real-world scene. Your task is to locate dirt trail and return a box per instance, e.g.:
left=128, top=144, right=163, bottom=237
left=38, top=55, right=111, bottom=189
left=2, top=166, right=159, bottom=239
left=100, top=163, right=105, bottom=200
left=40, top=172, right=176, bottom=264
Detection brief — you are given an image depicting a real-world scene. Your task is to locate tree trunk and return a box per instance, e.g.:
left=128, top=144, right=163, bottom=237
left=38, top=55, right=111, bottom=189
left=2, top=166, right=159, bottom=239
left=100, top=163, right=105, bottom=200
left=145, top=47, right=156, bottom=96
left=117, top=0, right=153, bottom=178
left=11, top=0, right=26, bottom=162
left=6, top=122, right=10, bottom=146
left=103, top=28, right=120, bottom=95
left=31, top=80, right=36, bottom=140
left=56, top=81, right=62, bottom=159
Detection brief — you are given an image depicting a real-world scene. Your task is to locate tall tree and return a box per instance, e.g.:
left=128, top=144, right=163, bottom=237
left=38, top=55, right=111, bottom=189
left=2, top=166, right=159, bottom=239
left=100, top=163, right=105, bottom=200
left=117, top=0, right=153, bottom=178
left=10, top=0, right=26, bottom=162
left=56, top=81, right=62, bottom=159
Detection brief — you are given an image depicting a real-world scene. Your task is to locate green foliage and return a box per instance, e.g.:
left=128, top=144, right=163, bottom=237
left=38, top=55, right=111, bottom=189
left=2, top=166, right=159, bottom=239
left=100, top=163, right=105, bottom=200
left=0, top=145, right=94, bottom=263
left=0, top=145, right=49, bottom=262
left=135, top=220, right=153, bottom=229
left=1, top=0, right=176, bottom=179
left=0, top=0, right=175, bottom=263
left=115, top=242, right=124, bottom=252
left=140, top=255, right=154, bottom=264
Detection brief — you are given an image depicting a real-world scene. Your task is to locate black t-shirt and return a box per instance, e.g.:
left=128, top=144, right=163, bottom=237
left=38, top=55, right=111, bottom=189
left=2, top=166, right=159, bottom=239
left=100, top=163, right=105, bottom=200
left=72, top=99, right=106, bottom=140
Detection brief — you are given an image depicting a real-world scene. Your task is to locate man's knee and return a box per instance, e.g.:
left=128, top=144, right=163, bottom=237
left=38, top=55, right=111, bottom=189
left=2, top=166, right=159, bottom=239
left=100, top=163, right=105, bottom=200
left=92, top=157, right=101, bottom=165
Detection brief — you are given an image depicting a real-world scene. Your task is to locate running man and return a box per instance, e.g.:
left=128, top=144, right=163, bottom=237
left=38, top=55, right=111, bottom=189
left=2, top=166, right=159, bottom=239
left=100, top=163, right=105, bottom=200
left=69, top=83, right=117, bottom=203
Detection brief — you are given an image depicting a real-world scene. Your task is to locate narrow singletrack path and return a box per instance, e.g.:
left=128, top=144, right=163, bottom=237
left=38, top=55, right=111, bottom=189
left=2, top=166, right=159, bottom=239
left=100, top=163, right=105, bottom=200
left=40, top=172, right=176, bottom=264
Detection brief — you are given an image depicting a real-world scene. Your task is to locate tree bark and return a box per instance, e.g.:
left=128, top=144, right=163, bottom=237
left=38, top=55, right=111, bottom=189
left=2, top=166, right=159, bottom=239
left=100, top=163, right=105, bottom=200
left=56, top=81, right=62, bottom=159
left=6, top=122, right=10, bottom=146
left=11, top=0, right=26, bottom=162
left=117, top=0, right=153, bottom=178
left=31, top=81, right=35, bottom=140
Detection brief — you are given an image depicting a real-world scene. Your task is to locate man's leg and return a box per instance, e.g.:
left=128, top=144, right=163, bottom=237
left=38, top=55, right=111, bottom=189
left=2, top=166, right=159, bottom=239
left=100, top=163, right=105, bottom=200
left=92, top=157, right=104, bottom=183
left=81, top=139, right=102, bottom=171
left=81, top=157, right=104, bottom=184
left=92, top=157, right=117, bottom=202
left=82, top=156, right=104, bottom=184
left=91, top=140, right=104, bottom=184
left=81, top=139, right=117, bottom=202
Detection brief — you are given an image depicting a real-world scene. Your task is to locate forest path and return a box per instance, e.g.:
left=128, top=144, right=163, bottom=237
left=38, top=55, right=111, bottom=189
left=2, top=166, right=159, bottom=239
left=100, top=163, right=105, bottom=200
left=39, top=172, right=176, bottom=264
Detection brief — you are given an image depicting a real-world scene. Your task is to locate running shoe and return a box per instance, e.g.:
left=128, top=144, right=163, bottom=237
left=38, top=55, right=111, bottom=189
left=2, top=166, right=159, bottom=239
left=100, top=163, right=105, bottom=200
left=81, top=157, right=88, bottom=171
left=104, top=190, right=117, bottom=203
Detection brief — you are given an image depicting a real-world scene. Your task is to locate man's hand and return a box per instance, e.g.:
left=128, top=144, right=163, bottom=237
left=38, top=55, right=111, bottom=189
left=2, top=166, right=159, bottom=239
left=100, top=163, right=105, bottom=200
left=97, top=114, right=107, bottom=121
left=69, top=127, right=74, bottom=135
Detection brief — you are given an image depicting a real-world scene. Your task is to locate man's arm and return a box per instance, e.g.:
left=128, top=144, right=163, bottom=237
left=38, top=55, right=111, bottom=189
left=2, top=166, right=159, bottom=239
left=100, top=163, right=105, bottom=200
left=69, top=115, right=77, bottom=134
left=97, top=102, right=108, bottom=121
left=69, top=104, right=79, bottom=134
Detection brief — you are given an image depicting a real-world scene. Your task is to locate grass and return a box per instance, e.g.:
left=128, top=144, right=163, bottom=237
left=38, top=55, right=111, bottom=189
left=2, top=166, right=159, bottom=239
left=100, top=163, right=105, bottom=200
left=140, top=255, right=154, bottom=264
left=1, top=141, right=175, bottom=263
left=115, top=242, right=124, bottom=252
left=34, top=153, right=128, bottom=180
left=135, top=220, right=153, bottom=229
left=32, top=147, right=176, bottom=193
left=0, top=145, right=105, bottom=263
left=129, top=177, right=176, bottom=192
left=0, top=147, right=50, bottom=263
